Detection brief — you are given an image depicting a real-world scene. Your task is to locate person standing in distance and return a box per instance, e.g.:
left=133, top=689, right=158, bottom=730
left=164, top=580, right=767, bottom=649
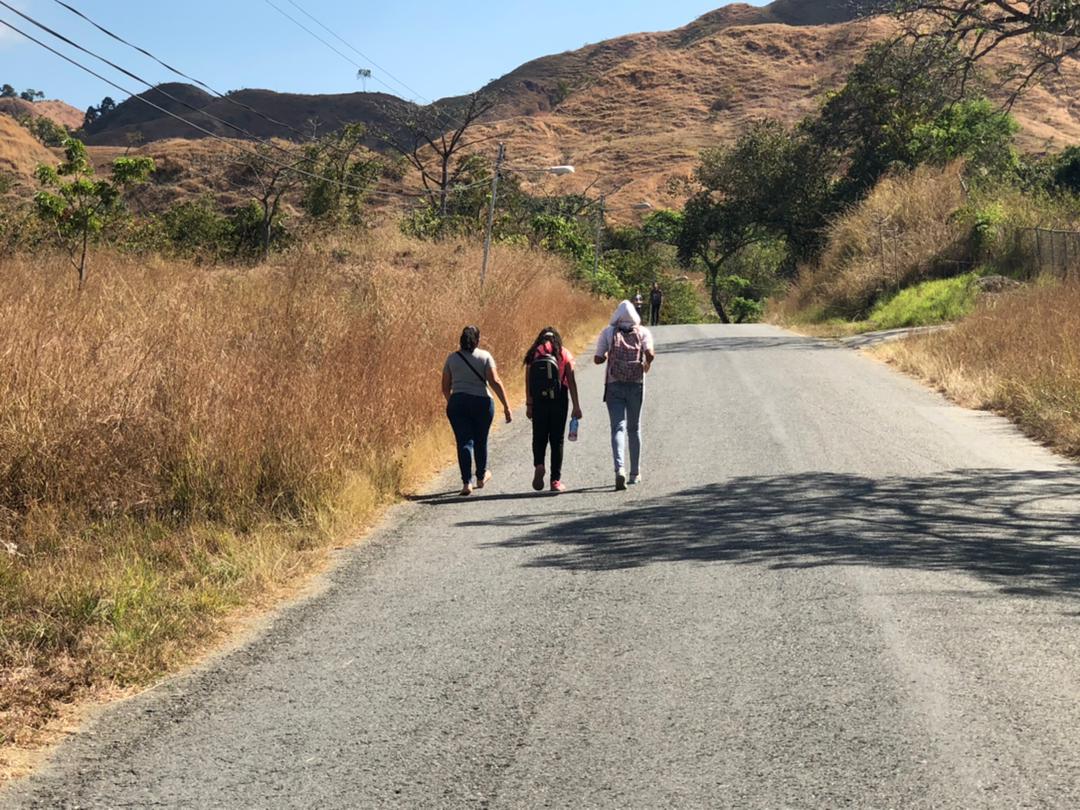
left=442, top=326, right=513, bottom=497
left=649, top=282, right=664, bottom=327
left=594, top=301, right=656, bottom=491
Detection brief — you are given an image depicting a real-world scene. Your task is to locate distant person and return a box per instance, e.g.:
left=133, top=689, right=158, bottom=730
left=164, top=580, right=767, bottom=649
left=442, top=326, right=513, bottom=496
left=524, top=326, right=583, bottom=494
left=594, top=301, right=656, bottom=491
left=633, top=293, right=646, bottom=322
left=649, top=282, right=664, bottom=326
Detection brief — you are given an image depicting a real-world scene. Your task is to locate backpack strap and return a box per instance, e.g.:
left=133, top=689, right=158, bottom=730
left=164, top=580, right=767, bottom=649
left=456, top=351, right=489, bottom=388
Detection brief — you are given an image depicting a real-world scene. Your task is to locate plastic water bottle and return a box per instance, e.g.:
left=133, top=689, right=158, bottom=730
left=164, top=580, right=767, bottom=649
left=568, top=417, right=580, bottom=442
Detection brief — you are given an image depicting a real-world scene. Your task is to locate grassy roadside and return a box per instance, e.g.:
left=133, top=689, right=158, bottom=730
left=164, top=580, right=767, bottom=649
left=875, top=280, right=1080, bottom=458
left=0, top=230, right=609, bottom=776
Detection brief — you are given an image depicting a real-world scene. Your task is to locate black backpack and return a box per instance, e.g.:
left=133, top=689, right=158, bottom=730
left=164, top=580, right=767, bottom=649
left=529, top=351, right=562, bottom=401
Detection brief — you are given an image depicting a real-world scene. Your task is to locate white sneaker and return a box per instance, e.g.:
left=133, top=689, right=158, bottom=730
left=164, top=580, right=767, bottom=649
left=628, top=474, right=641, bottom=486
left=615, top=470, right=627, bottom=491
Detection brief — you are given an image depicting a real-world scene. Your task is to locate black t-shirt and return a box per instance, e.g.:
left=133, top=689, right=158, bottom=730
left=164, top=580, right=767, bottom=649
left=650, top=288, right=663, bottom=304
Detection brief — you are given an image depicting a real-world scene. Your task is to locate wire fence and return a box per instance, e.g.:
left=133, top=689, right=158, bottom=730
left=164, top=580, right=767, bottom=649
left=1017, top=228, right=1080, bottom=280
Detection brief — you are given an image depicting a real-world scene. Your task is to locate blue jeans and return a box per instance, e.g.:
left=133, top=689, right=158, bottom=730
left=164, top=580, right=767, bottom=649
left=446, top=394, right=495, bottom=485
left=606, top=382, right=644, bottom=475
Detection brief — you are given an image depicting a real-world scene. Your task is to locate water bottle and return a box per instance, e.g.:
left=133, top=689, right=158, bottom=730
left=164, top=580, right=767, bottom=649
left=568, top=417, right=580, bottom=442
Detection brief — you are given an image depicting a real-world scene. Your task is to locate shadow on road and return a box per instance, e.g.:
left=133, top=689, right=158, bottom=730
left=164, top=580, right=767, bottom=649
left=656, top=336, right=836, bottom=355
left=482, top=469, right=1080, bottom=600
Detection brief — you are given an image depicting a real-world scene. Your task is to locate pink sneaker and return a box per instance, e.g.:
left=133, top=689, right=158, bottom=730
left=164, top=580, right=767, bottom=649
left=550, top=480, right=566, bottom=493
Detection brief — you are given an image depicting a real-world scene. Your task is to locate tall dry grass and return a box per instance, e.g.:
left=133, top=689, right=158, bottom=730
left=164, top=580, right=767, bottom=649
left=0, top=229, right=607, bottom=756
left=879, top=281, right=1080, bottom=457
left=775, top=163, right=969, bottom=321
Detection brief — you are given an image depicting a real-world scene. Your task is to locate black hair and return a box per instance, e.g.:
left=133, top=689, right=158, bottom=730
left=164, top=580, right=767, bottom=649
left=524, top=325, right=563, bottom=365
left=460, top=325, right=481, bottom=353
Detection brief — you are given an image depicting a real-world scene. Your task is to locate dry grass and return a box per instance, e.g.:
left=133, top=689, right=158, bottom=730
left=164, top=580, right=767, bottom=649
left=775, top=163, right=970, bottom=323
left=0, top=115, right=55, bottom=181
left=0, top=229, right=607, bottom=762
left=878, top=280, right=1080, bottom=457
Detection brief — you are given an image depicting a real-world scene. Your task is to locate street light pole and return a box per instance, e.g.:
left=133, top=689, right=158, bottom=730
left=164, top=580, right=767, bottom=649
left=480, top=142, right=506, bottom=289
left=593, top=193, right=606, bottom=279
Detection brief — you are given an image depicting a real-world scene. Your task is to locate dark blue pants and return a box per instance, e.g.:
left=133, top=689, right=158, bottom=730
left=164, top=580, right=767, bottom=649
left=446, top=394, right=495, bottom=485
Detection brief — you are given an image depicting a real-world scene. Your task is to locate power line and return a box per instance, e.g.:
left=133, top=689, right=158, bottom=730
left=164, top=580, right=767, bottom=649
left=260, top=0, right=472, bottom=136
left=49, top=0, right=321, bottom=144
left=0, top=0, right=317, bottom=167
left=0, top=15, right=427, bottom=202
left=281, top=0, right=432, bottom=105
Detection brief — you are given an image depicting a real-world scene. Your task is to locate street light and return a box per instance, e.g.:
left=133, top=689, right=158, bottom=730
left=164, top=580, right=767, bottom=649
left=481, top=147, right=575, bottom=287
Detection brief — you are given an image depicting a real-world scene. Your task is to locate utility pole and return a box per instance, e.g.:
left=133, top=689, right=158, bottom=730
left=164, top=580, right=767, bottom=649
left=593, top=193, right=606, bottom=278
left=480, top=142, right=506, bottom=289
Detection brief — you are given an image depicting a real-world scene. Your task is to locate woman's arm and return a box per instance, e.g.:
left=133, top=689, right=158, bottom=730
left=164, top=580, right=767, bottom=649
left=525, top=365, right=533, bottom=421
left=487, top=367, right=513, bottom=424
left=566, top=366, right=583, bottom=420
left=442, top=368, right=452, bottom=402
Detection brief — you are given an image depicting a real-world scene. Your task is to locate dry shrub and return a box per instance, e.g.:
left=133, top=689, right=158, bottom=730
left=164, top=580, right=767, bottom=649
left=880, top=280, right=1080, bottom=456
left=781, top=163, right=969, bottom=320
left=0, top=229, right=607, bottom=752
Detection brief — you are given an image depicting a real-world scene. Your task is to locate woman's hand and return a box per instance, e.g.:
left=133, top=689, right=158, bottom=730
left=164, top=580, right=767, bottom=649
left=526, top=403, right=534, bottom=421
left=504, top=407, right=513, bottom=424
left=572, top=406, right=583, bottom=420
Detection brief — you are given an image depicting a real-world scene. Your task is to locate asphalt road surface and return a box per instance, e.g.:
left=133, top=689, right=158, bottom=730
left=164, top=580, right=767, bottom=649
left=8, top=324, right=1080, bottom=809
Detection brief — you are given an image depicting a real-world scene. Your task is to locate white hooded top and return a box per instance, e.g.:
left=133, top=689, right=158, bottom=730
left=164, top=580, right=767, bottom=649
left=595, top=301, right=655, bottom=382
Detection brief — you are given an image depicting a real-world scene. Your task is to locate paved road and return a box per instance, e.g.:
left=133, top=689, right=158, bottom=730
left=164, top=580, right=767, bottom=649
left=8, top=324, right=1080, bottom=809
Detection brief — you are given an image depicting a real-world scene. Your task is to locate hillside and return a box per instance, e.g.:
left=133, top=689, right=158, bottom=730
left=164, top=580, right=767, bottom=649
left=0, top=97, right=84, bottom=131
left=76, top=0, right=1080, bottom=209
left=0, top=114, right=57, bottom=180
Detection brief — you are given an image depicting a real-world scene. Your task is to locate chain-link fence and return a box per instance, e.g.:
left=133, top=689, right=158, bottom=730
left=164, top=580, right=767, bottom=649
left=1017, top=228, right=1080, bottom=280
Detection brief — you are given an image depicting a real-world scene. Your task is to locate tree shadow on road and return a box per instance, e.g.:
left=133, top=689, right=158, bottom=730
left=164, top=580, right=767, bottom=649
left=656, top=336, right=837, bottom=355
left=484, top=469, right=1080, bottom=600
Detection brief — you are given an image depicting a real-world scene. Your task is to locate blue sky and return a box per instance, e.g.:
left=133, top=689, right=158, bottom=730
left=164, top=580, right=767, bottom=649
left=0, top=0, right=768, bottom=110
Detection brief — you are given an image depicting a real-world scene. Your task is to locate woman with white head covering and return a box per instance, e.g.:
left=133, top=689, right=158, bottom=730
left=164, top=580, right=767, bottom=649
left=593, top=301, right=656, bottom=491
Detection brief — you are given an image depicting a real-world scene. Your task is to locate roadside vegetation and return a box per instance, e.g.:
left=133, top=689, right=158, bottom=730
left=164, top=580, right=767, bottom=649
left=0, top=106, right=690, bottom=763
left=879, top=281, right=1080, bottom=458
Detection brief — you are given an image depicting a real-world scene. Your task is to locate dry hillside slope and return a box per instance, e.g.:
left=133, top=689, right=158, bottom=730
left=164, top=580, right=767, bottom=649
left=0, top=115, right=56, bottom=180
left=71, top=0, right=1080, bottom=209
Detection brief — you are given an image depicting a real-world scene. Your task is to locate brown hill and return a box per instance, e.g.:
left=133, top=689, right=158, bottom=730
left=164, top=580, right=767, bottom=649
left=0, top=114, right=57, bottom=180
left=78, top=0, right=1080, bottom=212
left=0, top=97, right=84, bottom=130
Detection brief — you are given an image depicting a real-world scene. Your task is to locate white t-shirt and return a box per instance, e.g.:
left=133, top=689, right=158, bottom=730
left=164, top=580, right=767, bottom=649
left=444, top=349, right=494, bottom=398
left=595, top=324, right=655, bottom=384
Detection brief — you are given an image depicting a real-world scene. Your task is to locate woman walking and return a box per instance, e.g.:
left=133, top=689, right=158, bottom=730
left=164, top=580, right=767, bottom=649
left=594, top=301, right=656, bottom=491
left=524, top=327, right=583, bottom=493
left=442, top=326, right=513, bottom=496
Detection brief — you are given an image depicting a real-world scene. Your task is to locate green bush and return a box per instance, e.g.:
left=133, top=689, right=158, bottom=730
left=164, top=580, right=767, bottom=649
left=869, top=273, right=978, bottom=330
left=163, top=198, right=230, bottom=261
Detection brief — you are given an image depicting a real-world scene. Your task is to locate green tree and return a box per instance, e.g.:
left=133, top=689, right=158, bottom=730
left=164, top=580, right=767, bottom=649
left=0, top=84, right=15, bottom=98
left=677, top=122, right=833, bottom=321
left=34, top=138, right=154, bottom=288
left=1052, top=146, right=1080, bottom=194
left=909, top=97, right=1019, bottom=178
left=300, top=123, right=383, bottom=226
left=19, top=89, right=44, bottom=102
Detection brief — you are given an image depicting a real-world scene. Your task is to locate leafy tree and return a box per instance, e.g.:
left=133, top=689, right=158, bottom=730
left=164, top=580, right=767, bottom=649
left=804, top=40, right=971, bottom=201
left=0, top=84, right=15, bottom=98
left=1052, top=145, right=1080, bottom=194
left=909, top=97, right=1019, bottom=177
left=677, top=122, right=833, bottom=321
left=34, top=138, right=154, bottom=288
left=16, top=113, right=68, bottom=147
left=19, top=89, right=44, bottom=102
left=300, top=123, right=384, bottom=226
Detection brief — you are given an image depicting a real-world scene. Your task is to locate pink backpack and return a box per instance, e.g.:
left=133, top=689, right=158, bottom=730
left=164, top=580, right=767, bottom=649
left=608, top=326, right=645, bottom=383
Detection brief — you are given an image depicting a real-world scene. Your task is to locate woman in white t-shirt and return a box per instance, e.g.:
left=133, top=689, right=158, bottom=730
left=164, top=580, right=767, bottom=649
left=442, top=326, right=512, bottom=496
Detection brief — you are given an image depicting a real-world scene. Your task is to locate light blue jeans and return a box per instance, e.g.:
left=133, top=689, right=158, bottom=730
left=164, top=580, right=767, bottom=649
left=606, top=382, right=644, bottom=475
